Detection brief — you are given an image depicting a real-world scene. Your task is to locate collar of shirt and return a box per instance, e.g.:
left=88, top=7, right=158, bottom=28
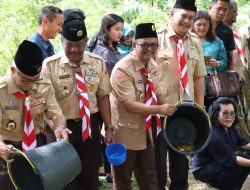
left=33, top=32, right=53, bottom=52
left=129, top=52, right=154, bottom=71
left=166, top=24, right=190, bottom=40
left=6, top=71, right=38, bottom=95
left=60, top=51, right=92, bottom=67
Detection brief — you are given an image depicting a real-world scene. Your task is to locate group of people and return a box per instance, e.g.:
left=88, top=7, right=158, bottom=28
left=0, top=0, right=250, bottom=190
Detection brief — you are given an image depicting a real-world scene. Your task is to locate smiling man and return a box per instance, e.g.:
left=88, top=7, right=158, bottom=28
left=110, top=23, right=176, bottom=190
left=42, top=8, right=113, bottom=190
left=155, top=0, right=207, bottom=189
left=29, top=6, right=63, bottom=59
left=0, top=40, right=68, bottom=190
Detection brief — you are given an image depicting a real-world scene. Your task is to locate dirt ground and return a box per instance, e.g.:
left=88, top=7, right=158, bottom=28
left=186, top=171, right=250, bottom=190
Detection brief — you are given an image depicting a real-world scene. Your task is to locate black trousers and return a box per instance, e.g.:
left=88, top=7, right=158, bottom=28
left=63, top=112, right=102, bottom=190
left=152, top=117, right=189, bottom=190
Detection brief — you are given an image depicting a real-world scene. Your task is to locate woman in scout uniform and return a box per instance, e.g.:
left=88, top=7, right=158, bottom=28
left=42, top=9, right=113, bottom=190
left=0, top=40, right=69, bottom=190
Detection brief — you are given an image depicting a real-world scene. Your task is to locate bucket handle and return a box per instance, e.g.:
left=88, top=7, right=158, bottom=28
left=7, top=147, right=37, bottom=190
left=164, top=100, right=211, bottom=129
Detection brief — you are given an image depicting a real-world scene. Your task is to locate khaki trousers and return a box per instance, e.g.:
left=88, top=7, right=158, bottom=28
left=113, top=143, right=159, bottom=190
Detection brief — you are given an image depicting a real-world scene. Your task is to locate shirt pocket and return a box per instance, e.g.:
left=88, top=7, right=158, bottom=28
left=187, top=50, right=199, bottom=73
left=30, top=104, right=45, bottom=133
left=1, top=111, right=22, bottom=134
left=158, top=51, right=173, bottom=71
left=118, top=117, right=141, bottom=130
left=85, top=76, right=99, bottom=94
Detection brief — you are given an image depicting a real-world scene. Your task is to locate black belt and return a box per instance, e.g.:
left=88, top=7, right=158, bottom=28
left=4, top=140, right=22, bottom=146
left=67, top=112, right=100, bottom=123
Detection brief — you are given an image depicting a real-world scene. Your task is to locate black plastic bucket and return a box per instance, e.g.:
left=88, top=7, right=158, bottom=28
left=7, top=140, right=81, bottom=190
left=163, top=100, right=212, bottom=156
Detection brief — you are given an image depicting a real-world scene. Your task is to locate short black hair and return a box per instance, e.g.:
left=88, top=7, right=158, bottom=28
left=211, top=0, right=230, bottom=5
left=208, top=97, right=239, bottom=127
left=38, top=5, right=63, bottom=25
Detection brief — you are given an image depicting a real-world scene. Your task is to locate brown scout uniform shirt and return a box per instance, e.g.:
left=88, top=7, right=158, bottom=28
left=110, top=52, right=162, bottom=150
left=157, top=24, right=207, bottom=104
left=0, top=72, right=63, bottom=141
left=42, top=51, right=111, bottom=119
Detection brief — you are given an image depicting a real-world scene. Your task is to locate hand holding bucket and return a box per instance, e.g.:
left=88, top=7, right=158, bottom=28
left=7, top=140, right=81, bottom=190
left=105, top=143, right=127, bottom=165
left=163, top=100, right=212, bottom=156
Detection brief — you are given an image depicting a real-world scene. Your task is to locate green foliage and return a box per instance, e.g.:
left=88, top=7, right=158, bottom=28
left=0, top=0, right=249, bottom=76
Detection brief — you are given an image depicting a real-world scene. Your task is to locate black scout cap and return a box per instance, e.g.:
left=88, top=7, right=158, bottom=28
left=14, top=40, right=43, bottom=76
left=174, top=0, right=197, bottom=12
left=62, top=8, right=87, bottom=41
left=135, top=23, right=157, bottom=40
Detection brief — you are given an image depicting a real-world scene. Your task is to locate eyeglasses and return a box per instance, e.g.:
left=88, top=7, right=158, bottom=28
left=17, top=72, right=43, bottom=84
left=136, top=43, right=159, bottom=50
left=222, top=111, right=235, bottom=118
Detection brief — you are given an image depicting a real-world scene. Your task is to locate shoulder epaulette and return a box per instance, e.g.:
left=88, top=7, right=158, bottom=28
left=0, top=76, right=7, bottom=88
left=37, top=77, right=52, bottom=85
left=43, top=52, right=63, bottom=64
left=85, top=51, right=105, bottom=64
left=157, top=27, right=166, bottom=34
left=188, top=31, right=199, bottom=39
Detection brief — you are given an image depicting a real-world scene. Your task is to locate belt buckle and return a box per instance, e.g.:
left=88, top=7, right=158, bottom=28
left=74, top=118, right=81, bottom=122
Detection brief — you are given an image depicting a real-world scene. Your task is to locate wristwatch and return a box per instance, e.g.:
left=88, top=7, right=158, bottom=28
left=105, top=125, right=113, bottom=131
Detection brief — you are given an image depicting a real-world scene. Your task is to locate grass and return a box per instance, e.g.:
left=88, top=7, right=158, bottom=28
left=99, top=176, right=139, bottom=190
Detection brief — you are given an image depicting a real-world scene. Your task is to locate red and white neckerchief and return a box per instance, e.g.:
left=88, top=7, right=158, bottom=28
left=72, top=64, right=91, bottom=141
left=233, top=29, right=247, bottom=67
left=13, top=92, right=37, bottom=152
left=140, top=68, right=162, bottom=136
left=171, top=35, right=189, bottom=96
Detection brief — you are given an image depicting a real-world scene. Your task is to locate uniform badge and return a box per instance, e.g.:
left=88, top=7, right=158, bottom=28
left=60, top=67, right=66, bottom=73
left=136, top=79, right=143, bottom=84
left=59, top=74, right=70, bottom=79
left=30, top=98, right=46, bottom=107
left=139, top=92, right=144, bottom=100
left=87, top=83, right=95, bottom=92
left=31, top=92, right=42, bottom=99
left=5, top=100, right=19, bottom=110
left=77, top=30, right=83, bottom=37
left=104, top=68, right=109, bottom=77
left=85, top=69, right=95, bottom=76
left=6, top=120, right=16, bottom=131
left=63, top=87, right=70, bottom=96
left=87, top=64, right=96, bottom=69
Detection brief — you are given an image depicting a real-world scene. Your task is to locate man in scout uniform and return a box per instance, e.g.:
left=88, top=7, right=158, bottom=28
left=110, top=23, right=176, bottom=190
left=0, top=40, right=69, bottom=190
left=42, top=9, right=113, bottom=190
left=156, top=0, right=207, bottom=189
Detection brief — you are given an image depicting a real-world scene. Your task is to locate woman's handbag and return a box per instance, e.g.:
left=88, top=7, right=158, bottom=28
left=205, top=69, right=241, bottom=98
